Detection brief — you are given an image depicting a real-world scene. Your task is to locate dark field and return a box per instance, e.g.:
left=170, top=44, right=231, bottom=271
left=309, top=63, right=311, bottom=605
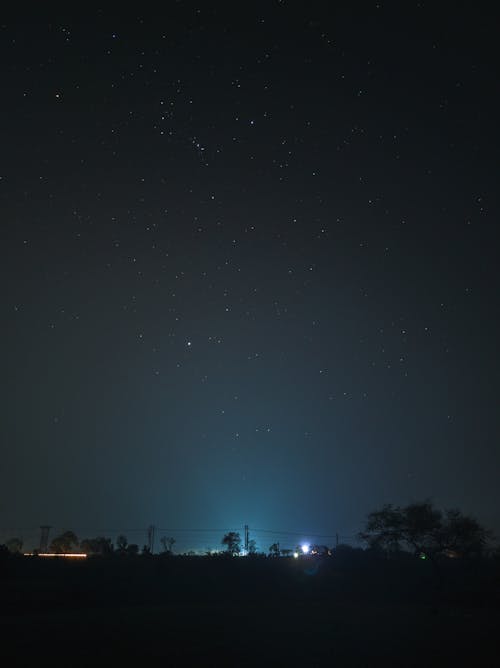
left=1, top=555, right=499, bottom=666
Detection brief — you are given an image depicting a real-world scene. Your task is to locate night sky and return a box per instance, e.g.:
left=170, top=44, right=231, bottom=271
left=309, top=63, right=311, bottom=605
left=2, top=3, right=499, bottom=551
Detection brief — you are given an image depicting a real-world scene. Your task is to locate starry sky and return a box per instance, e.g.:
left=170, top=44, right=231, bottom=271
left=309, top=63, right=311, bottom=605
left=2, top=3, right=499, bottom=549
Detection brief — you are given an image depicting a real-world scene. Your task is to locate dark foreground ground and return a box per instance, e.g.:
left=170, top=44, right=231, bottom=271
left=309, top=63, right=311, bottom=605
left=1, top=554, right=499, bottom=666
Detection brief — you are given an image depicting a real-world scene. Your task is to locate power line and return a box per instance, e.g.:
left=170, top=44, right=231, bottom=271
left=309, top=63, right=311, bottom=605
left=0, top=526, right=355, bottom=536
left=0, top=525, right=360, bottom=547
left=252, top=528, right=347, bottom=539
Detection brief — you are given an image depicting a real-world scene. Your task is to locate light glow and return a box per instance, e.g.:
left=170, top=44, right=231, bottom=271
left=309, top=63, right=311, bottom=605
left=293, top=552, right=299, bottom=559
left=301, top=544, right=310, bottom=555
left=24, top=553, right=87, bottom=558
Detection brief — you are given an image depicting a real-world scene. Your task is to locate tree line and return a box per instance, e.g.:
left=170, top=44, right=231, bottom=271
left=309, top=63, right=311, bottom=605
left=1, top=500, right=496, bottom=562
left=0, top=532, right=177, bottom=557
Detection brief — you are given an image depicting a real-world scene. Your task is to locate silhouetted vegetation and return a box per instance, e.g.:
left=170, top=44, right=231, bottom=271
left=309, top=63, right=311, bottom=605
left=49, top=530, right=79, bottom=553
left=2, top=502, right=498, bottom=663
left=116, top=534, right=128, bottom=552
left=80, top=537, right=114, bottom=556
left=2, top=533, right=500, bottom=664
left=359, top=500, right=493, bottom=576
left=160, top=536, right=176, bottom=554
left=221, top=531, right=241, bottom=555
left=247, top=539, right=257, bottom=555
left=268, top=542, right=280, bottom=557
left=5, top=537, right=23, bottom=554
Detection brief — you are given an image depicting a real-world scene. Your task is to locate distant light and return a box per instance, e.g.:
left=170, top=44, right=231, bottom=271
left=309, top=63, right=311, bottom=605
left=24, top=553, right=87, bottom=559
left=301, top=544, right=310, bottom=555
left=293, top=552, right=299, bottom=559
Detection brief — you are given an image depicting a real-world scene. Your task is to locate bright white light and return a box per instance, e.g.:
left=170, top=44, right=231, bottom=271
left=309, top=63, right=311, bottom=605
left=301, top=544, right=310, bottom=555
left=293, top=552, right=299, bottom=559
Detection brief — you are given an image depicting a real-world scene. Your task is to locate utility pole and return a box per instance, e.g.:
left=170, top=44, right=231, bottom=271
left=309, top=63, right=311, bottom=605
left=336, top=533, right=339, bottom=548
left=39, top=526, right=51, bottom=553
left=244, top=524, right=249, bottom=553
left=147, top=525, right=156, bottom=553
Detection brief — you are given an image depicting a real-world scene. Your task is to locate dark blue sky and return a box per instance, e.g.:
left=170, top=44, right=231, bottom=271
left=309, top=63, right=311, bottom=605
left=1, top=3, right=499, bottom=551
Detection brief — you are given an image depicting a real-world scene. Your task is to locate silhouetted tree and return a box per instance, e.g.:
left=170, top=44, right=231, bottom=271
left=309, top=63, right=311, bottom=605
left=80, top=536, right=114, bottom=555
left=360, top=501, right=492, bottom=563
left=49, top=530, right=79, bottom=553
left=6, top=537, right=23, bottom=554
left=281, top=549, right=293, bottom=557
left=222, top=531, right=241, bottom=555
left=268, top=542, right=280, bottom=557
left=248, top=539, right=257, bottom=555
left=160, top=536, right=176, bottom=554
left=126, top=543, right=139, bottom=556
left=439, top=508, right=493, bottom=558
left=116, top=534, right=128, bottom=552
